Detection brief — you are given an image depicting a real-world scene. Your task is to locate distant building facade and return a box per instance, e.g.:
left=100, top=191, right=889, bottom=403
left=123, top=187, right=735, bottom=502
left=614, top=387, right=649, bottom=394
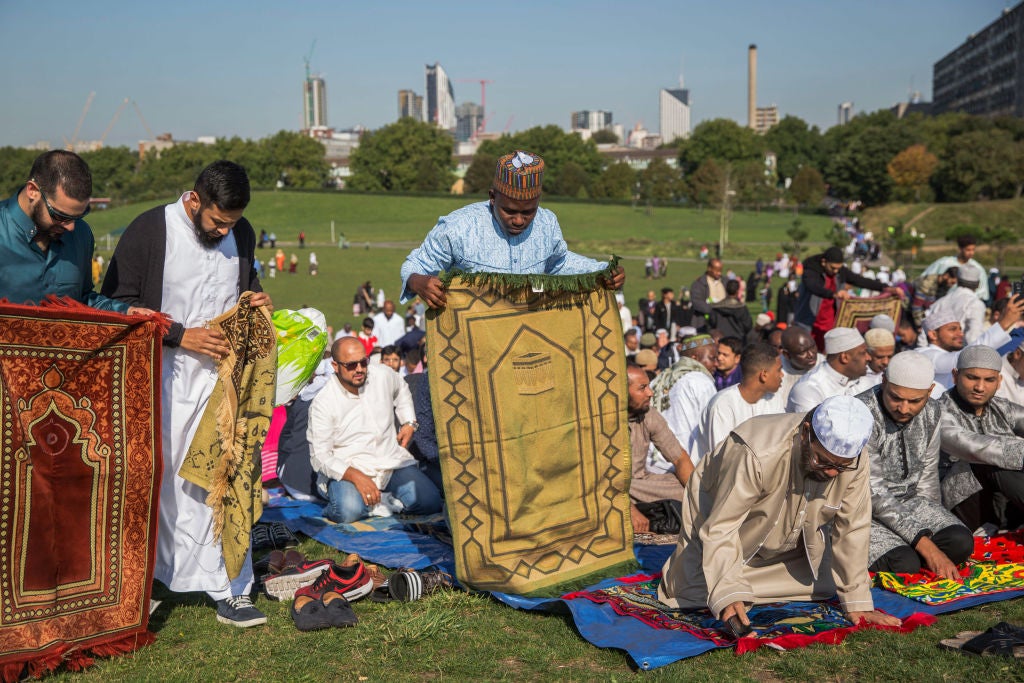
left=933, top=3, right=1024, bottom=118
left=304, top=76, right=327, bottom=130
left=837, top=101, right=854, bottom=125
left=398, top=90, right=424, bottom=121
left=425, top=63, right=456, bottom=130
left=754, top=105, right=779, bottom=134
left=660, top=88, right=691, bottom=142
left=570, top=110, right=613, bottom=134
left=455, top=102, right=484, bottom=142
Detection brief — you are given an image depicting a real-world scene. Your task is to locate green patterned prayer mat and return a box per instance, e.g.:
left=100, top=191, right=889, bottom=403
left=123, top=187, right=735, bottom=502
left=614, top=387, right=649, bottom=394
left=427, top=272, right=637, bottom=596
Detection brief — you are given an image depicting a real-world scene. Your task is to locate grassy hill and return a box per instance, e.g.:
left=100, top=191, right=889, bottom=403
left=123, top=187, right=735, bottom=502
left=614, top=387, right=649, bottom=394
left=861, top=198, right=1024, bottom=239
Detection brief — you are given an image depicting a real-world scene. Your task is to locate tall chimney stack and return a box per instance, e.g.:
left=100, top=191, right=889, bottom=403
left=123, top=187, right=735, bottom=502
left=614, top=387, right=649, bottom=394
left=748, top=44, right=757, bottom=130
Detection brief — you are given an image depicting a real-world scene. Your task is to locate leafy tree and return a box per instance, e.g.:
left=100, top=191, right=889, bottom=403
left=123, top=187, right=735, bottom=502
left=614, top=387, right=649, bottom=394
left=733, top=159, right=775, bottom=211
left=462, top=152, right=498, bottom=194
left=590, top=128, right=619, bottom=144
left=762, top=115, right=825, bottom=183
left=823, top=111, right=918, bottom=205
left=258, top=131, right=330, bottom=189
left=783, top=218, right=810, bottom=258
left=590, top=162, right=636, bottom=200
left=80, top=146, right=138, bottom=200
left=789, top=166, right=826, bottom=209
left=677, top=118, right=765, bottom=174
left=476, top=125, right=604, bottom=194
left=684, top=158, right=724, bottom=208
left=552, top=161, right=590, bottom=197
left=887, top=144, right=938, bottom=202
left=933, top=129, right=1018, bottom=201
left=348, top=118, right=454, bottom=192
left=638, top=158, right=682, bottom=201
left=0, top=147, right=47, bottom=197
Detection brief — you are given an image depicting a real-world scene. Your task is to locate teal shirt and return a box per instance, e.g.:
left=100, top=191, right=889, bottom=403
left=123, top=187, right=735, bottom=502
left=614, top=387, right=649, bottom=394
left=0, top=191, right=127, bottom=312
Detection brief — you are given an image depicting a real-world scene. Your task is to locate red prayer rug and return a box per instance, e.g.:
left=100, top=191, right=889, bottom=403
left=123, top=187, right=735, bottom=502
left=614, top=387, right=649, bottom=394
left=564, top=577, right=933, bottom=654
left=874, top=532, right=1024, bottom=606
left=0, top=298, right=165, bottom=681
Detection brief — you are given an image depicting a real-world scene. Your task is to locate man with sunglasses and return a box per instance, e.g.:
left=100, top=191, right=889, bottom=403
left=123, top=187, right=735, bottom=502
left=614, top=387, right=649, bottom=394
left=0, top=150, right=150, bottom=314
left=658, top=395, right=902, bottom=630
left=399, top=150, right=625, bottom=309
left=102, top=161, right=271, bottom=628
left=307, top=337, right=442, bottom=525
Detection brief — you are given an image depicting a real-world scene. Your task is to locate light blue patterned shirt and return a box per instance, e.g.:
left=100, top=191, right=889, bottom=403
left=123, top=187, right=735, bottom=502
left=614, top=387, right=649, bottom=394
left=399, top=200, right=607, bottom=303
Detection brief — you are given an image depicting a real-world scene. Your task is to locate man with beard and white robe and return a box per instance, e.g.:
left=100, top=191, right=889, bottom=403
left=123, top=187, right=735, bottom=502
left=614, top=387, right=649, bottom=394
left=103, top=161, right=271, bottom=627
left=657, top=395, right=901, bottom=630
left=787, top=328, right=871, bottom=414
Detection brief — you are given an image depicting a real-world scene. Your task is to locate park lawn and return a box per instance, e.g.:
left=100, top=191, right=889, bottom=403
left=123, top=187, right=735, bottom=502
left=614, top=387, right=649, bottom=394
left=48, top=535, right=1024, bottom=682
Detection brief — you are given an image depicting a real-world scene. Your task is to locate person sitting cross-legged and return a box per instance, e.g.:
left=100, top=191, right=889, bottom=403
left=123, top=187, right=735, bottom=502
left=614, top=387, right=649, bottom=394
left=307, top=337, right=442, bottom=523
left=856, top=352, right=973, bottom=578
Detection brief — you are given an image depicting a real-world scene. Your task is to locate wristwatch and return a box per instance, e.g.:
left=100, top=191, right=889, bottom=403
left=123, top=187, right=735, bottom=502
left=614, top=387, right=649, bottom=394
left=403, top=421, right=419, bottom=432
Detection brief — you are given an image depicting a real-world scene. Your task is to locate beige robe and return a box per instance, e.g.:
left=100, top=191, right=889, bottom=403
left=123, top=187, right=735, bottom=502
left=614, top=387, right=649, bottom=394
left=657, top=413, right=873, bottom=618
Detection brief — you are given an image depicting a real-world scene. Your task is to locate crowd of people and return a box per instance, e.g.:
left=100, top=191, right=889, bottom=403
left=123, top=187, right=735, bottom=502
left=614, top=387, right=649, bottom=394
left=5, top=147, right=1024, bottom=640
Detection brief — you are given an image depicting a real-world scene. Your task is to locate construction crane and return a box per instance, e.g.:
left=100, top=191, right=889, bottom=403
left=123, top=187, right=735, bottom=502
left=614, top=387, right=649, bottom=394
left=98, top=98, right=130, bottom=147
left=65, top=91, right=95, bottom=150
left=304, top=39, right=317, bottom=80
left=457, top=78, right=493, bottom=135
left=132, top=100, right=156, bottom=140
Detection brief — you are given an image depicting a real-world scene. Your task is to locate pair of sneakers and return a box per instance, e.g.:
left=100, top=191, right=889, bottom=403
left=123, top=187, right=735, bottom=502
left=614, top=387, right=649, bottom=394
left=289, top=559, right=376, bottom=632
left=216, top=595, right=267, bottom=628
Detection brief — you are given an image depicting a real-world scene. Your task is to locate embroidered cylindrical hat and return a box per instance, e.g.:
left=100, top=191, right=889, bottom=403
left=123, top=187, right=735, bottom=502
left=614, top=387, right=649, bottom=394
left=494, top=150, right=545, bottom=200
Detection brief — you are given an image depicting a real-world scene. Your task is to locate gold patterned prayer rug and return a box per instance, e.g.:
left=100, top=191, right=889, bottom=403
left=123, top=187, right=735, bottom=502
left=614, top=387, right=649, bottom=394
left=427, top=271, right=637, bottom=596
left=834, top=294, right=903, bottom=333
left=178, top=292, right=277, bottom=580
left=0, top=298, right=166, bottom=681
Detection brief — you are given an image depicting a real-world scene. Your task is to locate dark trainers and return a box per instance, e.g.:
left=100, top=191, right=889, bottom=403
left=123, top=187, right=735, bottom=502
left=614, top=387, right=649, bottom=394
left=216, top=595, right=267, bottom=628
left=263, top=559, right=333, bottom=601
left=294, top=560, right=374, bottom=605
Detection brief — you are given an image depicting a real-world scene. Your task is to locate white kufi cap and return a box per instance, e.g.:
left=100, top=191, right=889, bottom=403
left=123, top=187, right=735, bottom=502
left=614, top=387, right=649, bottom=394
left=885, top=352, right=935, bottom=390
left=824, top=327, right=865, bottom=354
left=811, top=395, right=873, bottom=459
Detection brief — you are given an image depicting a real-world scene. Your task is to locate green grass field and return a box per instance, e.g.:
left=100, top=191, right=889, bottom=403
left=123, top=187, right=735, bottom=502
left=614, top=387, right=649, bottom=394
left=56, top=191, right=1024, bottom=682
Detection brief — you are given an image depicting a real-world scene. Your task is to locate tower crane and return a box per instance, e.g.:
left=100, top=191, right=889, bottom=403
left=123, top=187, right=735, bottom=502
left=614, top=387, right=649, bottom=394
left=99, top=98, right=130, bottom=147
left=457, top=78, right=493, bottom=136
left=65, top=91, right=95, bottom=150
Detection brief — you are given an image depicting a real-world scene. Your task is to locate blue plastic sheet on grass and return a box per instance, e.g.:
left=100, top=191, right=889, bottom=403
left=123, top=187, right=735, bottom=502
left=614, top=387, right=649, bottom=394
left=259, top=496, right=1023, bottom=670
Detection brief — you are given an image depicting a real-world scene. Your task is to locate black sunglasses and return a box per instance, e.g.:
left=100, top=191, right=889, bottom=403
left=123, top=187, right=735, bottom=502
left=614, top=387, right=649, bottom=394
left=31, top=179, right=90, bottom=224
left=335, top=358, right=369, bottom=371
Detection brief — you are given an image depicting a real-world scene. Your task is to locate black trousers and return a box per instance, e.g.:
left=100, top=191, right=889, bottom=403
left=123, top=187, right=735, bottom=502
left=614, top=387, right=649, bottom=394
left=952, top=464, right=1024, bottom=531
left=868, top=524, right=975, bottom=574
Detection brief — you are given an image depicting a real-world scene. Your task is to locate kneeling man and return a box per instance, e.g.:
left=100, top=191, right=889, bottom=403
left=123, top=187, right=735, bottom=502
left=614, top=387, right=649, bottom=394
left=308, top=337, right=442, bottom=523
left=658, top=395, right=900, bottom=629
left=857, top=352, right=972, bottom=578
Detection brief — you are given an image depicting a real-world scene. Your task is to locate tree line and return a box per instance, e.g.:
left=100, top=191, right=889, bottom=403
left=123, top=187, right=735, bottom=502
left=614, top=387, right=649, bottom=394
left=0, top=108, right=1018, bottom=209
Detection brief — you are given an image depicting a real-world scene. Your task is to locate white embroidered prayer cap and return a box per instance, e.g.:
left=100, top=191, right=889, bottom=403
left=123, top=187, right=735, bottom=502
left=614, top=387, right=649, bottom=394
left=811, top=395, right=873, bottom=460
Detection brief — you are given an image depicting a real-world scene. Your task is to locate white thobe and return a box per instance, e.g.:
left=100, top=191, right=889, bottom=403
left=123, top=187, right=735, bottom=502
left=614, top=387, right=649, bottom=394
left=697, top=385, right=787, bottom=457
left=156, top=195, right=250, bottom=601
left=786, top=361, right=871, bottom=414
left=917, top=323, right=1011, bottom=398
left=372, top=311, right=406, bottom=347
left=777, top=353, right=824, bottom=406
left=997, top=356, right=1024, bottom=406
left=659, top=371, right=717, bottom=466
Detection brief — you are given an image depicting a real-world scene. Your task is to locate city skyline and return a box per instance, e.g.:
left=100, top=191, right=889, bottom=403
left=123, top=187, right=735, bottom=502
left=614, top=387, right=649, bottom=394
left=0, top=0, right=1011, bottom=149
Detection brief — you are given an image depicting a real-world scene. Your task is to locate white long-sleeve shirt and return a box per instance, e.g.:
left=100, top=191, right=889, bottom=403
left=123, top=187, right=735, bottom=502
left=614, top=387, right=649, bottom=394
left=786, top=361, right=871, bottom=414
left=917, top=322, right=1011, bottom=398
left=307, top=364, right=416, bottom=493
left=698, top=385, right=786, bottom=457
left=661, top=371, right=717, bottom=465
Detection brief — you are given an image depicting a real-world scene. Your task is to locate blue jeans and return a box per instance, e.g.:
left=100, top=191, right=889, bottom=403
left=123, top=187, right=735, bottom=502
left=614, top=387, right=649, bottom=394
left=325, top=464, right=442, bottom=523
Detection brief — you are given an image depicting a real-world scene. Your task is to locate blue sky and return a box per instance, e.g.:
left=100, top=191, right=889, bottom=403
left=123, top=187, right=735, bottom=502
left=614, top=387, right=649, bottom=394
left=0, top=1, right=1011, bottom=148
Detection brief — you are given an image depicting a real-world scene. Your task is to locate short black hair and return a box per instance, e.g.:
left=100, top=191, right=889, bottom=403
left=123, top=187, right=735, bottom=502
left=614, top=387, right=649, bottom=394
left=29, top=150, right=92, bottom=200
left=740, top=342, right=778, bottom=377
left=362, top=317, right=375, bottom=329
left=823, top=247, right=844, bottom=264
left=725, top=279, right=740, bottom=296
left=956, top=235, right=977, bottom=249
left=661, top=287, right=673, bottom=295
left=624, top=329, right=638, bottom=340
left=405, top=348, right=421, bottom=365
left=194, top=160, right=250, bottom=211
left=380, top=345, right=400, bottom=357
left=719, top=336, right=744, bottom=356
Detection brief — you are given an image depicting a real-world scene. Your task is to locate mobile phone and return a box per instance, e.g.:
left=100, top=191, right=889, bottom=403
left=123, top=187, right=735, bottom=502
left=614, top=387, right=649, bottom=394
left=1014, top=279, right=1024, bottom=299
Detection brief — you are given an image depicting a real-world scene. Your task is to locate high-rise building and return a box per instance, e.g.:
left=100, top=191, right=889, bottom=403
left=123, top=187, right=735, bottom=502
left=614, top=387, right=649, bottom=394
left=754, top=105, right=778, bottom=134
left=425, top=63, right=456, bottom=130
left=303, top=75, right=327, bottom=130
left=837, top=101, right=854, bottom=125
left=398, top=90, right=424, bottom=121
left=455, top=102, right=484, bottom=142
left=933, top=3, right=1024, bottom=117
left=570, top=110, right=613, bottom=134
left=660, top=88, right=691, bottom=142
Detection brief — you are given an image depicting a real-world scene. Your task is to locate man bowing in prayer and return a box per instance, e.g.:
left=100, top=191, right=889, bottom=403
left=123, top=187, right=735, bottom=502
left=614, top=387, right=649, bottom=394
left=856, top=352, right=973, bottom=578
left=103, top=161, right=271, bottom=628
left=657, top=395, right=901, bottom=630
left=399, top=150, right=624, bottom=308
